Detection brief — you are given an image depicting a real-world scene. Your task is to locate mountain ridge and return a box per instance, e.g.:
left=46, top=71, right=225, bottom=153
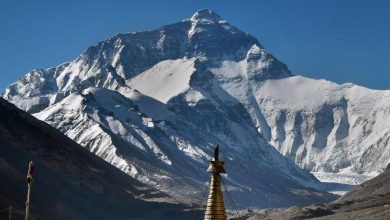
left=4, top=9, right=386, bottom=207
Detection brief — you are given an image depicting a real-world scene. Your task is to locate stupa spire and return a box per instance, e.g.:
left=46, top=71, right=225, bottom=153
left=204, top=144, right=227, bottom=220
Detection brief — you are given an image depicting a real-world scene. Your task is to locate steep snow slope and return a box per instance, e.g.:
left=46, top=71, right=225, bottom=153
left=128, top=58, right=196, bottom=103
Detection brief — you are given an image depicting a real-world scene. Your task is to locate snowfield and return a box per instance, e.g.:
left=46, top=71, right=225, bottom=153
left=128, top=58, right=196, bottom=103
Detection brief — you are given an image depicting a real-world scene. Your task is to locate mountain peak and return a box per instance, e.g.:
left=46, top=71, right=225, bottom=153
left=190, top=9, right=223, bottom=22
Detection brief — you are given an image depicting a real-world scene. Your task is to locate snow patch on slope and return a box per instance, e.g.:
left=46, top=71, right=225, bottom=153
left=184, top=89, right=206, bottom=106
left=128, top=58, right=196, bottom=103
left=255, top=76, right=344, bottom=109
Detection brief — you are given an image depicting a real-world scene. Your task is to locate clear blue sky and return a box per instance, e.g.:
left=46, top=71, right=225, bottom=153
left=1, top=0, right=389, bottom=91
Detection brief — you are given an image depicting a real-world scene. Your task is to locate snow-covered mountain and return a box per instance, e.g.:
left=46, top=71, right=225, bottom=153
left=4, top=9, right=385, bottom=207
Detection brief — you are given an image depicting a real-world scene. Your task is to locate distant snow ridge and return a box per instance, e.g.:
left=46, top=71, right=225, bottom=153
left=3, top=9, right=388, bottom=207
